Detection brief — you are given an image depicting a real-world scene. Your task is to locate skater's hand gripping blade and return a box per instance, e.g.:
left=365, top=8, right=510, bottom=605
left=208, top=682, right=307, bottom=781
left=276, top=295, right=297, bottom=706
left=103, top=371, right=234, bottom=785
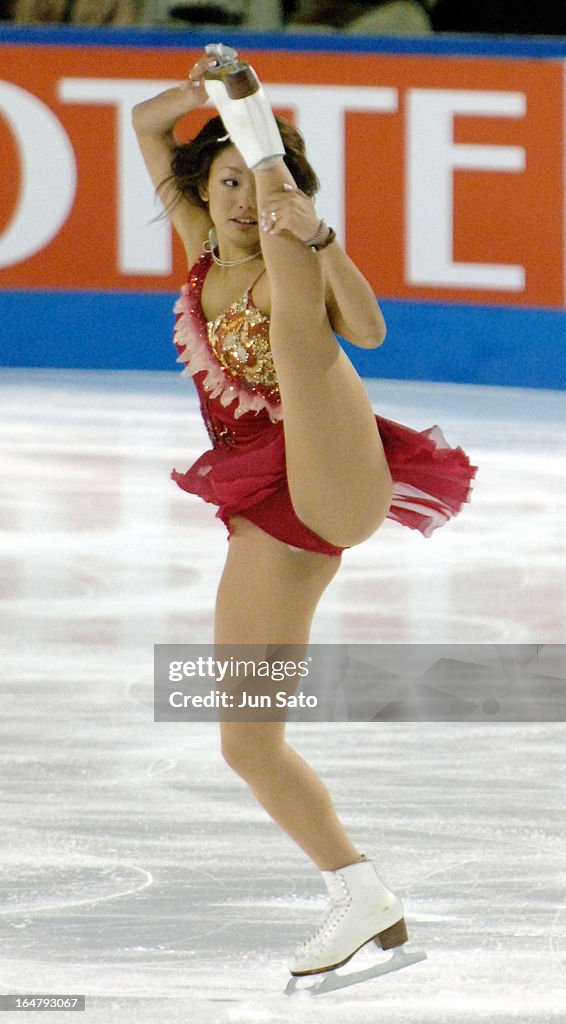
left=284, top=946, right=427, bottom=997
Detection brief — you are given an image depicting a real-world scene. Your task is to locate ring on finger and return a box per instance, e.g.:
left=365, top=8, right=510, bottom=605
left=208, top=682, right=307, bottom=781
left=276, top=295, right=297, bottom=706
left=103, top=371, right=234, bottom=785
left=270, top=210, right=278, bottom=224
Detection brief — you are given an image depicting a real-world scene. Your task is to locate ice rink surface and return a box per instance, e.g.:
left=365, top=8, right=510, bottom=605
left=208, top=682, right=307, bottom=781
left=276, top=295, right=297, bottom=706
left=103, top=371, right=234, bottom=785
left=1, top=368, right=565, bottom=1022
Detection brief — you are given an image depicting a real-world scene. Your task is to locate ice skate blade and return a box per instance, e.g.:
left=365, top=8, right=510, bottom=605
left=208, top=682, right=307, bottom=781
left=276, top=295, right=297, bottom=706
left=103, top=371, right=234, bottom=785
left=284, top=945, right=427, bottom=997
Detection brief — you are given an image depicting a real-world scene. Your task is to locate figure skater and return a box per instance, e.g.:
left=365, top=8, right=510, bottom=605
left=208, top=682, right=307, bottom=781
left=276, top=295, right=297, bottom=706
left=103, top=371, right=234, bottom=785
left=132, top=44, right=476, bottom=984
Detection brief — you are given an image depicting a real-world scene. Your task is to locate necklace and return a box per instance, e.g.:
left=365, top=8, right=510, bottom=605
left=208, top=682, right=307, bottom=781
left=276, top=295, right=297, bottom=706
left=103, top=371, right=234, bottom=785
left=204, top=228, right=262, bottom=269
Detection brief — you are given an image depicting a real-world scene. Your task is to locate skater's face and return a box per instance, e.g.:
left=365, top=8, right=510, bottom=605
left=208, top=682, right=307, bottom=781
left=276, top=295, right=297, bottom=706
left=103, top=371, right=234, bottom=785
left=200, top=146, right=259, bottom=248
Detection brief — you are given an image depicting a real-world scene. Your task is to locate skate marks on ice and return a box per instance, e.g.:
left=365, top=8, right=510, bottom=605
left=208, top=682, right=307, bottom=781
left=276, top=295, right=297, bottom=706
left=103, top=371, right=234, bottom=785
left=284, top=942, right=427, bottom=996
left=1, top=369, right=565, bottom=1021
left=0, top=720, right=564, bottom=1020
left=0, top=856, right=153, bottom=917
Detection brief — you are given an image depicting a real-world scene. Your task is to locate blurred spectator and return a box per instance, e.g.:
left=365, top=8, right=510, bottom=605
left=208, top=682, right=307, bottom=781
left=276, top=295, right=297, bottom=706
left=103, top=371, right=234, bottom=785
left=165, top=0, right=244, bottom=25
left=145, top=0, right=283, bottom=28
left=13, top=0, right=144, bottom=22
left=428, top=0, right=566, bottom=36
left=147, top=0, right=430, bottom=32
left=348, top=2, right=430, bottom=34
left=287, top=0, right=431, bottom=34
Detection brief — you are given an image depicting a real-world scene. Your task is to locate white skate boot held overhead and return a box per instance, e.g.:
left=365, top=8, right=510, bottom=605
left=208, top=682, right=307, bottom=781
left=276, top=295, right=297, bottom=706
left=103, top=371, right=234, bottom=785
left=203, top=42, right=285, bottom=170
left=285, top=858, right=427, bottom=996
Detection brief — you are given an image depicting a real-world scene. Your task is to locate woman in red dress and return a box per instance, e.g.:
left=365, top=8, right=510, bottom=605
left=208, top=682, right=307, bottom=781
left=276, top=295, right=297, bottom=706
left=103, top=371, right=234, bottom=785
left=133, top=45, right=475, bottom=985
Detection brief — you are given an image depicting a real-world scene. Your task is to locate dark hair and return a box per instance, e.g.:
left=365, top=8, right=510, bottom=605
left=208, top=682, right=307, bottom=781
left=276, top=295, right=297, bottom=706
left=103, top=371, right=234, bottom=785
left=160, top=114, right=319, bottom=209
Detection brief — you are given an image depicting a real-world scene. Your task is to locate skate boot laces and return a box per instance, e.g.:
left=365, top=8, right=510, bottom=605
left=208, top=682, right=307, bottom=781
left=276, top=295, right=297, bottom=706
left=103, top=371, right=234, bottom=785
left=296, top=874, right=352, bottom=955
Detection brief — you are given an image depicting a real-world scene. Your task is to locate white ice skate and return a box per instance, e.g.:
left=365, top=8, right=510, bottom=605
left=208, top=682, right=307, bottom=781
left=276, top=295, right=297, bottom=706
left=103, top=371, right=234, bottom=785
left=285, top=858, right=427, bottom=997
left=203, top=43, right=285, bottom=170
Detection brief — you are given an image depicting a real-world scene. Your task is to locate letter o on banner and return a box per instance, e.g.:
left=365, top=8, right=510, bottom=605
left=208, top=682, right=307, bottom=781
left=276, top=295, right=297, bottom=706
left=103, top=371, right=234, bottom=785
left=0, top=83, right=77, bottom=268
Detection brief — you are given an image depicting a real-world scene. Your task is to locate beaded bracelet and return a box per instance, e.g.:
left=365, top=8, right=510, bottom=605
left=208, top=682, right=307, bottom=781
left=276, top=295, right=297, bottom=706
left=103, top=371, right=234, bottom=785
left=305, top=220, right=337, bottom=252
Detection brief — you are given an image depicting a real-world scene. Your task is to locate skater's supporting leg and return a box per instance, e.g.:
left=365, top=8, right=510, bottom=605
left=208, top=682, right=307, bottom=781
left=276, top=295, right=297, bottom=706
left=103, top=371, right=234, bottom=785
left=215, top=516, right=361, bottom=871
left=223, top=726, right=362, bottom=872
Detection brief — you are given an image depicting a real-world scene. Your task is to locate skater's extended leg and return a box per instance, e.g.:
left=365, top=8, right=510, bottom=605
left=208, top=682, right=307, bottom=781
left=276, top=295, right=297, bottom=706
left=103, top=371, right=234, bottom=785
left=253, top=161, right=392, bottom=549
left=202, top=48, right=391, bottom=547
left=215, top=516, right=361, bottom=871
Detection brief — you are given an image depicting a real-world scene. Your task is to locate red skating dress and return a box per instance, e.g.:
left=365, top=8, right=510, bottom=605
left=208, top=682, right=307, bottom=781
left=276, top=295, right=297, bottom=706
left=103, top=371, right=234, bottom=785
left=171, top=253, right=477, bottom=557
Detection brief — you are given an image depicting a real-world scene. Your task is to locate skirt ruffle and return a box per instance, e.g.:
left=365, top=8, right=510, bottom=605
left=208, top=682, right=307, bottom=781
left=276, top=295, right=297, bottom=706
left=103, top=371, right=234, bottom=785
left=376, top=417, right=477, bottom=537
left=171, top=415, right=477, bottom=553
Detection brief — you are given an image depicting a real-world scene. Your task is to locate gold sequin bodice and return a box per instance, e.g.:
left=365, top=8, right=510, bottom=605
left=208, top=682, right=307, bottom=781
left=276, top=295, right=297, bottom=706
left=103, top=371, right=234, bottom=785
left=206, top=292, right=279, bottom=396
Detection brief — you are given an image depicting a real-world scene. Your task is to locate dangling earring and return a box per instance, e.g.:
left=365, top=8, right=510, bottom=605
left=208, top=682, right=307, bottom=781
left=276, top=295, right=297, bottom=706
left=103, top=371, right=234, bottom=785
left=203, top=227, right=218, bottom=255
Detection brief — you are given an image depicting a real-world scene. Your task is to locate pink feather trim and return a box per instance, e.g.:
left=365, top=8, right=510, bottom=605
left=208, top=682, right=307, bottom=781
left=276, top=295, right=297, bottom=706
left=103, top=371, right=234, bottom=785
left=174, top=285, right=283, bottom=423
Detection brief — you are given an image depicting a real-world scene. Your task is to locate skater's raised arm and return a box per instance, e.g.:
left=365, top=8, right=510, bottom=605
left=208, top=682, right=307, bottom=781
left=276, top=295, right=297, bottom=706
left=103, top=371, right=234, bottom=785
left=132, top=54, right=214, bottom=265
left=320, top=240, right=387, bottom=349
